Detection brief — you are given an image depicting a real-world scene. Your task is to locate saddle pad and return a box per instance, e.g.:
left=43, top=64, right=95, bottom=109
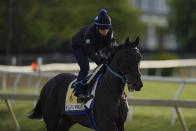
left=65, top=79, right=85, bottom=112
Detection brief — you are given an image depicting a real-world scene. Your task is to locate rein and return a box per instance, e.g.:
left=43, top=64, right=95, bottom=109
left=105, top=65, right=126, bottom=83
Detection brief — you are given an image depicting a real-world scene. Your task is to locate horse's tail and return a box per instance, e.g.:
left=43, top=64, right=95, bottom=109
left=26, top=99, right=42, bottom=119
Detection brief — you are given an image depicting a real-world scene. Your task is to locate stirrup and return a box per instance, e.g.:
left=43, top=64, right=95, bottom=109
left=77, top=95, right=89, bottom=103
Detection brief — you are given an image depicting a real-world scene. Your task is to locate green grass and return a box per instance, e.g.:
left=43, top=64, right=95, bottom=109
left=0, top=81, right=196, bottom=131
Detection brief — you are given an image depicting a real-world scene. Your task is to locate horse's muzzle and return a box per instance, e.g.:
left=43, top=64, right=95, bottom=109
left=128, top=78, right=143, bottom=92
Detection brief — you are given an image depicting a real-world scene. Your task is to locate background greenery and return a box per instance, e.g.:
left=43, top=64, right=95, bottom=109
left=1, top=0, right=196, bottom=54
left=0, top=81, right=196, bottom=131
left=168, top=0, right=196, bottom=51
left=0, top=0, right=145, bottom=54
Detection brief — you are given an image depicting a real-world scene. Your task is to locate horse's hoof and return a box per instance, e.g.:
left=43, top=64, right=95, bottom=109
left=26, top=111, right=42, bottom=120
left=26, top=113, right=35, bottom=119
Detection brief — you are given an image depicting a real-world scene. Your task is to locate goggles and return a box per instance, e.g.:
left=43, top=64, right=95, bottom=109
left=98, top=25, right=110, bottom=30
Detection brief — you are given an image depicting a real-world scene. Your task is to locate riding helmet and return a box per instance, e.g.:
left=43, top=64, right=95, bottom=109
left=94, top=9, right=111, bottom=28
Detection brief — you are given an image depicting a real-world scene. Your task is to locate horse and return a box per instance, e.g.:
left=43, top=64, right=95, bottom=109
left=27, top=36, right=143, bottom=131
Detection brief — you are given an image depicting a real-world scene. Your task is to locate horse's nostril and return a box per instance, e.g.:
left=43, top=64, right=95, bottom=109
left=135, top=88, right=141, bottom=91
left=134, top=81, right=143, bottom=91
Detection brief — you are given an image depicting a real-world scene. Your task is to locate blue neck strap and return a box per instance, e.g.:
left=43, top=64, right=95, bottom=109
left=106, top=65, right=123, bottom=79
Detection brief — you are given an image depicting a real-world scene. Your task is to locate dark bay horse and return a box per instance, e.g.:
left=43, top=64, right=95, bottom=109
left=28, top=37, right=143, bottom=131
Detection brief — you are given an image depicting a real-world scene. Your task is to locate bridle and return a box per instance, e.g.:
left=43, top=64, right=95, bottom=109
left=105, top=48, right=141, bottom=86
left=105, top=65, right=126, bottom=83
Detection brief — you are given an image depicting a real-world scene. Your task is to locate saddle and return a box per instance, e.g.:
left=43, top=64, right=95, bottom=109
left=65, top=64, right=105, bottom=112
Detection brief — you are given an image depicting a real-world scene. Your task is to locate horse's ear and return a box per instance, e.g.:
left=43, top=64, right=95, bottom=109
left=125, top=37, right=130, bottom=45
left=130, top=36, right=139, bottom=48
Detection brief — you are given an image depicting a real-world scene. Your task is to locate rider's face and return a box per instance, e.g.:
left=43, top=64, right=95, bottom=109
left=98, top=28, right=109, bottom=36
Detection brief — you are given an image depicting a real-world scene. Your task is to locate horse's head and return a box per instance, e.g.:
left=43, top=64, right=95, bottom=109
left=109, top=36, right=143, bottom=92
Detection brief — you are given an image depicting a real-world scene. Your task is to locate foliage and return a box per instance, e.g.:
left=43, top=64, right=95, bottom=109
left=148, top=51, right=179, bottom=76
left=149, top=51, right=178, bottom=60
left=168, top=0, right=196, bottom=51
left=0, top=0, right=7, bottom=51
left=0, top=0, right=145, bottom=53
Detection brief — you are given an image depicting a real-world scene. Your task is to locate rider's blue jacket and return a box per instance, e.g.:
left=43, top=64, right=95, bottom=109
left=72, top=24, right=115, bottom=65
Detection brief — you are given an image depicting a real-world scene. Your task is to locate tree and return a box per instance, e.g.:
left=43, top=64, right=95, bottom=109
left=0, top=0, right=145, bottom=54
left=0, top=0, right=8, bottom=53
left=168, top=0, right=196, bottom=51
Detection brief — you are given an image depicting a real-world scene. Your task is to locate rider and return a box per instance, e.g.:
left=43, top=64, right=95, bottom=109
left=71, top=9, right=116, bottom=102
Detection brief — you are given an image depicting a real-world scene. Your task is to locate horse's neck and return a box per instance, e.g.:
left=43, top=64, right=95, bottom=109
left=102, top=65, right=125, bottom=98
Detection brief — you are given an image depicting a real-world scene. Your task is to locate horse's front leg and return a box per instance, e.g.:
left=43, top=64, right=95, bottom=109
left=96, top=113, right=118, bottom=131
left=97, top=120, right=118, bottom=131
left=55, top=115, right=75, bottom=131
left=118, top=123, right=125, bottom=131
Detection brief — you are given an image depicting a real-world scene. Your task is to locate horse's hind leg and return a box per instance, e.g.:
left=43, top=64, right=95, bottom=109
left=43, top=108, right=61, bottom=131
left=45, top=120, right=58, bottom=131
left=44, top=111, right=75, bottom=131
left=55, top=116, right=75, bottom=131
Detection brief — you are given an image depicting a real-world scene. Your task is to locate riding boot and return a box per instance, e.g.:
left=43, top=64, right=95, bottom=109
left=77, top=93, right=88, bottom=103
left=73, top=83, right=88, bottom=103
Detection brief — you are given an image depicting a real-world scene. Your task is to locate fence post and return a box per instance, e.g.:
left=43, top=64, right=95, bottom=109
left=171, top=82, right=185, bottom=125
left=12, top=73, right=22, bottom=104
left=2, top=72, right=7, bottom=91
left=4, top=99, right=20, bottom=131
left=26, top=75, right=32, bottom=88
left=34, top=57, right=43, bottom=94
left=37, top=57, right=43, bottom=72
left=127, top=91, right=134, bottom=121
left=174, top=106, right=188, bottom=131
left=34, top=75, right=42, bottom=94
left=11, top=56, right=17, bottom=65
left=12, top=73, right=22, bottom=94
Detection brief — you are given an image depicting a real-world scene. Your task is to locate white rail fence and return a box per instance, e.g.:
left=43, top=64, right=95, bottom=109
left=0, top=59, right=196, bottom=131
left=130, top=75, right=196, bottom=126
left=1, top=59, right=196, bottom=98
left=0, top=94, right=196, bottom=131
left=1, top=59, right=196, bottom=72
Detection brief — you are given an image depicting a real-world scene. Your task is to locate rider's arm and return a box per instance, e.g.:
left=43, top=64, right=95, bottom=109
left=83, top=37, right=104, bottom=65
